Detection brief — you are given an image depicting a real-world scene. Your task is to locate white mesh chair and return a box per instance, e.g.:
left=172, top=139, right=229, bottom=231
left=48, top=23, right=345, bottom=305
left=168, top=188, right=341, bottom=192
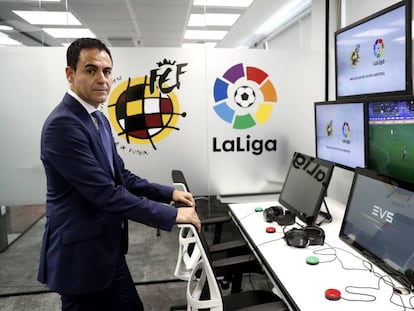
left=182, top=223, right=289, bottom=311
left=174, top=224, right=201, bottom=281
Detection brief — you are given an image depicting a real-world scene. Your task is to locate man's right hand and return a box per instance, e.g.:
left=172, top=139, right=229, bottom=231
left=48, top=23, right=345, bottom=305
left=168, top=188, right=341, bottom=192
left=176, top=207, right=201, bottom=232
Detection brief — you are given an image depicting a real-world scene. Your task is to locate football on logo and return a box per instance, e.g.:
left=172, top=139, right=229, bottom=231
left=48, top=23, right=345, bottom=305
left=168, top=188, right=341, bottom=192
left=234, top=86, right=256, bottom=108
left=213, top=63, right=277, bottom=129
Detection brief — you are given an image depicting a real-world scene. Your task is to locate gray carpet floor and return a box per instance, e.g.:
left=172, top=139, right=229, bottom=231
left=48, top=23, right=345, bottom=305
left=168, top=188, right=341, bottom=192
left=0, top=199, right=272, bottom=310
left=0, top=217, right=182, bottom=295
left=0, top=281, right=188, bottom=311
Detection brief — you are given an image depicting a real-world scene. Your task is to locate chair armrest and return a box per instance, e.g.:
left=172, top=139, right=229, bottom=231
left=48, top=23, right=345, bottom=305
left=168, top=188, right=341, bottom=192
left=201, top=215, right=231, bottom=225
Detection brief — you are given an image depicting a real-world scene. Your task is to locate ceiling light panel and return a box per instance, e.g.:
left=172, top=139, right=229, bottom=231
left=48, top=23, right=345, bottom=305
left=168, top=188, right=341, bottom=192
left=13, top=0, right=60, bottom=2
left=0, top=32, right=22, bottom=46
left=42, top=28, right=95, bottom=38
left=13, top=10, right=81, bottom=26
left=193, top=0, right=253, bottom=7
left=184, top=29, right=227, bottom=40
left=182, top=42, right=217, bottom=48
left=188, top=13, right=240, bottom=27
left=0, top=25, right=13, bottom=31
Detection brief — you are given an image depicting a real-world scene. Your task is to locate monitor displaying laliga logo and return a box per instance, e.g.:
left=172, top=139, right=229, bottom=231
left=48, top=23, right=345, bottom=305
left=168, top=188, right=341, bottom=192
left=108, top=60, right=187, bottom=150
left=213, top=63, right=277, bottom=129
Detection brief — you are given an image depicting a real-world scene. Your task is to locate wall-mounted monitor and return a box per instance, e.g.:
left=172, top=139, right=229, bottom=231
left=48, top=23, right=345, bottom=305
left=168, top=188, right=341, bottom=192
left=340, top=167, right=414, bottom=291
left=367, top=96, right=414, bottom=184
left=314, top=101, right=367, bottom=170
left=335, top=1, right=412, bottom=99
left=278, top=152, right=334, bottom=226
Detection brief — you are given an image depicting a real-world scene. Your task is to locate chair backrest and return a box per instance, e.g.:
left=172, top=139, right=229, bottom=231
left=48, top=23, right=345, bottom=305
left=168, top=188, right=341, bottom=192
left=171, top=169, right=190, bottom=192
left=179, top=223, right=224, bottom=311
left=174, top=225, right=201, bottom=280
left=172, top=169, right=201, bottom=280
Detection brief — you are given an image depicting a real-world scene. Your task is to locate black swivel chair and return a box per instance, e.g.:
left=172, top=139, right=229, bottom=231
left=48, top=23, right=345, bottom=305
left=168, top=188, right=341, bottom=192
left=172, top=170, right=265, bottom=291
left=171, top=169, right=233, bottom=245
left=176, top=223, right=290, bottom=311
left=172, top=170, right=250, bottom=257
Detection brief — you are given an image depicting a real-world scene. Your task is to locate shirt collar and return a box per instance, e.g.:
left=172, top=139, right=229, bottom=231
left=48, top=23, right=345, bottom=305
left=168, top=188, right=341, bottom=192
left=67, top=90, right=100, bottom=114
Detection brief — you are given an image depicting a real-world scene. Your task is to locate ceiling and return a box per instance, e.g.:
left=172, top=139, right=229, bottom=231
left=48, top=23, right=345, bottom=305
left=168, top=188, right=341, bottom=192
left=0, top=0, right=309, bottom=48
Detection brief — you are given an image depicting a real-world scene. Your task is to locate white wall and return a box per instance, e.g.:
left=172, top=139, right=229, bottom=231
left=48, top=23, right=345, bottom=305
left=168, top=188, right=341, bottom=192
left=0, top=48, right=66, bottom=205
left=0, top=47, right=324, bottom=205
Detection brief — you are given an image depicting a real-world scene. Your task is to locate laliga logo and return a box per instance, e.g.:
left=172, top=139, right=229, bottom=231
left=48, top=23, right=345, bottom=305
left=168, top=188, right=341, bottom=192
left=342, top=122, right=350, bottom=138
left=342, top=121, right=351, bottom=145
left=108, top=60, right=187, bottom=150
left=212, top=63, right=277, bottom=129
left=373, top=38, right=385, bottom=66
left=373, top=38, right=384, bottom=59
left=211, top=63, right=278, bottom=155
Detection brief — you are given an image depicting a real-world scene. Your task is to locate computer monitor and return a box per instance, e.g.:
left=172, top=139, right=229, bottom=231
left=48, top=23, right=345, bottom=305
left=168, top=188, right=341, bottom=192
left=278, top=152, right=334, bottom=226
left=314, top=101, right=367, bottom=170
left=339, top=167, right=414, bottom=291
left=367, top=96, right=414, bottom=184
left=335, top=1, right=412, bottom=99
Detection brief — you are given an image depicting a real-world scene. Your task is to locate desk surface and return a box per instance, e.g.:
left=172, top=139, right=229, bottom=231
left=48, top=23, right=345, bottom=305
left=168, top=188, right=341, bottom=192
left=228, top=197, right=414, bottom=311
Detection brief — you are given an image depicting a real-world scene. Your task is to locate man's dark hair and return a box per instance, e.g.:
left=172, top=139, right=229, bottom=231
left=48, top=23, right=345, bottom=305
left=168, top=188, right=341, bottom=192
left=66, top=37, right=112, bottom=71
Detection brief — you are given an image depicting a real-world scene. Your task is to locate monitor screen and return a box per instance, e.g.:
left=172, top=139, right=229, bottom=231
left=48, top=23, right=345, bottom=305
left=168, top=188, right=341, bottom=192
left=368, top=96, right=414, bottom=184
left=278, top=152, right=334, bottom=226
left=339, top=168, right=414, bottom=290
left=315, top=101, right=367, bottom=170
left=335, top=1, right=412, bottom=99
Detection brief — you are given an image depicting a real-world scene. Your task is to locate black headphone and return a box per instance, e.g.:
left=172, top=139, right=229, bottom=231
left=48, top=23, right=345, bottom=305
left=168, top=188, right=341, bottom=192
left=263, top=206, right=296, bottom=226
left=284, top=226, right=325, bottom=248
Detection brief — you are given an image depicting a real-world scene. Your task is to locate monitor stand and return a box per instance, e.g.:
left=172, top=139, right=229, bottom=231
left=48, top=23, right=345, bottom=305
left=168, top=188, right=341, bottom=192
left=316, top=198, right=332, bottom=225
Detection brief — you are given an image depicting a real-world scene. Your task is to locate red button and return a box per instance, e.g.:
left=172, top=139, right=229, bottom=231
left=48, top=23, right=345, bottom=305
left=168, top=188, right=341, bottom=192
left=266, top=226, right=276, bottom=233
left=325, top=288, right=341, bottom=300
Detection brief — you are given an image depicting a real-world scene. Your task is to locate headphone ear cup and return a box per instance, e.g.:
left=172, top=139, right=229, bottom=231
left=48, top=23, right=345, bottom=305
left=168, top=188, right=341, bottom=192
left=273, top=206, right=284, bottom=216
left=263, top=207, right=275, bottom=222
left=304, top=226, right=325, bottom=246
left=275, top=210, right=295, bottom=226
left=284, top=228, right=309, bottom=248
left=263, top=206, right=284, bottom=222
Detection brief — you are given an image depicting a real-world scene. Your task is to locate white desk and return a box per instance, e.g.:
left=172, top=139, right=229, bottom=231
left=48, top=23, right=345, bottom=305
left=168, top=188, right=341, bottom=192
left=228, top=197, right=414, bottom=311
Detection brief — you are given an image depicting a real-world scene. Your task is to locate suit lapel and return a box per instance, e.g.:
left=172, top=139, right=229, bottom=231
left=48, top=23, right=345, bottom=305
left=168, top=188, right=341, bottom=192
left=63, top=94, right=117, bottom=179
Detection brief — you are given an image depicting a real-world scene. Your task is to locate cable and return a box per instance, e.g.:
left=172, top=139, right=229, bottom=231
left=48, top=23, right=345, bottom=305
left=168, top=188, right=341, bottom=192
left=312, top=242, right=414, bottom=308
left=239, top=211, right=260, bottom=221
left=255, top=236, right=285, bottom=248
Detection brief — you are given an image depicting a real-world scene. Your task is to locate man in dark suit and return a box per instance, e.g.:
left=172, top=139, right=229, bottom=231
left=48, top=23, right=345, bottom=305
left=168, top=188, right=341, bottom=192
left=38, top=38, right=201, bottom=311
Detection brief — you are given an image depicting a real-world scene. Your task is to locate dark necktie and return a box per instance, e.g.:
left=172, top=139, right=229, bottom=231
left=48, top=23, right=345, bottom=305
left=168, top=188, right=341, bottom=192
left=92, top=110, right=114, bottom=172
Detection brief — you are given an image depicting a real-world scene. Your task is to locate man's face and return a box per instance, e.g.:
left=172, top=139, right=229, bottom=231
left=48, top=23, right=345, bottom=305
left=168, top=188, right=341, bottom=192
left=66, top=48, right=112, bottom=108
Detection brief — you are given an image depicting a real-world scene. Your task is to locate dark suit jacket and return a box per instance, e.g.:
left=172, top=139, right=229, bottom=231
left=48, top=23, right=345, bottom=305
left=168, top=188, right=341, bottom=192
left=38, top=93, right=177, bottom=295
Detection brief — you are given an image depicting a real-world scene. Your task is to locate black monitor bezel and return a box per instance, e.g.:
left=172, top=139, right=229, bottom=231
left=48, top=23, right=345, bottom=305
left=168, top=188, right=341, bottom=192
left=334, top=0, right=412, bottom=100
left=314, top=100, right=368, bottom=171
left=339, top=167, right=414, bottom=291
left=278, top=152, right=334, bottom=226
